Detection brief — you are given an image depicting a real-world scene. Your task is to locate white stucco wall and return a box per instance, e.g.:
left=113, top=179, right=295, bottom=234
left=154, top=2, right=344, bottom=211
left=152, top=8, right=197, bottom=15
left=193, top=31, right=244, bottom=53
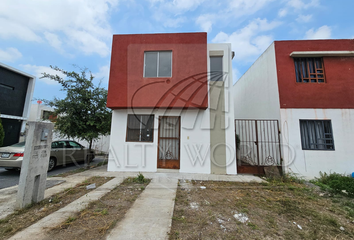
left=108, top=109, right=211, bottom=173
left=280, top=108, right=354, bottom=178
left=233, top=42, right=281, bottom=120
left=207, top=43, right=236, bottom=174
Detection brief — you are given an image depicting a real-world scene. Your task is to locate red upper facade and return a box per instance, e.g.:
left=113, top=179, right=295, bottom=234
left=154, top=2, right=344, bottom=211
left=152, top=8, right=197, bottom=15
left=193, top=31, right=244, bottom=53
left=107, top=32, right=208, bottom=109
left=274, top=39, right=354, bottom=109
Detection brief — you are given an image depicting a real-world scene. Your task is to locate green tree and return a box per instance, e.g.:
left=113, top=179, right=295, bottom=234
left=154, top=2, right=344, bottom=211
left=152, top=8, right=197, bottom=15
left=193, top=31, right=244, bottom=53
left=41, top=66, right=111, bottom=167
left=0, top=116, right=4, bottom=147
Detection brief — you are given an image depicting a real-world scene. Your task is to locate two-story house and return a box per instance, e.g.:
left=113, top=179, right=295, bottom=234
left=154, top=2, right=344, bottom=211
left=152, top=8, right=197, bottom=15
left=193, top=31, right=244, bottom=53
left=0, top=62, right=35, bottom=146
left=107, top=32, right=236, bottom=174
left=233, top=39, right=354, bottom=178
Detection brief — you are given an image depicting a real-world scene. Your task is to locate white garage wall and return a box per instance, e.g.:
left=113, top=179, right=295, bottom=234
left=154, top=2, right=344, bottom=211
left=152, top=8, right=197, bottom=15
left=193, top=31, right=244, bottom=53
left=233, top=43, right=281, bottom=121
left=281, top=108, right=354, bottom=178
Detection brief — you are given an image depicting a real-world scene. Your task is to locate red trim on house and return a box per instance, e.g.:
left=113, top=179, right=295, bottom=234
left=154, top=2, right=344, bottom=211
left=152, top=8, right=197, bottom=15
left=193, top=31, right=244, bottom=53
left=107, top=32, right=208, bottom=109
left=274, top=39, right=354, bottom=109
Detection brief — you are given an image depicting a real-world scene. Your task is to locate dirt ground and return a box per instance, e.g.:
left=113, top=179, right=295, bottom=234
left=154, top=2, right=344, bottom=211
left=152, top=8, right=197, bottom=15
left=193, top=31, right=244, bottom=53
left=170, top=180, right=354, bottom=240
left=0, top=176, right=112, bottom=240
left=44, top=177, right=151, bottom=240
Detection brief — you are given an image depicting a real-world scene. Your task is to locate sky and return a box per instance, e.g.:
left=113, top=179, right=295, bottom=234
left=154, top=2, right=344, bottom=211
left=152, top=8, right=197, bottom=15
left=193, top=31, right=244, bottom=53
left=0, top=0, right=353, bottom=102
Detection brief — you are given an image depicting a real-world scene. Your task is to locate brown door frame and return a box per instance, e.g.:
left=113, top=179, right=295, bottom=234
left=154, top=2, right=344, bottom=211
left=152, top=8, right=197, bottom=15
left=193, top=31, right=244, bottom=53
left=157, top=116, right=181, bottom=169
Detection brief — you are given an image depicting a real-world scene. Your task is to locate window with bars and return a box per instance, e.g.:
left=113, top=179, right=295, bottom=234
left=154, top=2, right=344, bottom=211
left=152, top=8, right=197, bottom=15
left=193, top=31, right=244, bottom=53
left=294, top=57, right=325, bottom=83
left=300, top=120, right=334, bottom=150
left=126, top=114, right=154, bottom=142
left=144, top=51, right=172, bottom=78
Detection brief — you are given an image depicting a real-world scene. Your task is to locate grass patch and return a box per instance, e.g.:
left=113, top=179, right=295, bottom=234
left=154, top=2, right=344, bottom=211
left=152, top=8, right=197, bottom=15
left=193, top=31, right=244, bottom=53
left=0, top=176, right=113, bottom=240
left=169, top=180, right=354, bottom=239
left=48, top=177, right=151, bottom=239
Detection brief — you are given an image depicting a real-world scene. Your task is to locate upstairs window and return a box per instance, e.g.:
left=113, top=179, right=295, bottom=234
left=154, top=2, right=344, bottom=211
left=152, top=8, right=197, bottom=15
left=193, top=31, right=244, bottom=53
left=294, top=57, right=325, bottom=83
left=144, top=51, right=172, bottom=78
left=210, top=56, right=223, bottom=81
left=300, top=120, right=334, bottom=150
left=126, top=114, right=154, bottom=142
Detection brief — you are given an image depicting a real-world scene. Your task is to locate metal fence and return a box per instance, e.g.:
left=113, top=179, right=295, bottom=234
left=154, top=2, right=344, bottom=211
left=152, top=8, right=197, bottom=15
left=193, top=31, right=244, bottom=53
left=235, top=120, right=282, bottom=169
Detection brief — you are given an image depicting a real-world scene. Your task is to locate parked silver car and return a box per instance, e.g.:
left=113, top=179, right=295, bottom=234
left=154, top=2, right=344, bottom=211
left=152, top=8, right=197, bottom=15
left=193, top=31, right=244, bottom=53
left=0, top=140, right=95, bottom=171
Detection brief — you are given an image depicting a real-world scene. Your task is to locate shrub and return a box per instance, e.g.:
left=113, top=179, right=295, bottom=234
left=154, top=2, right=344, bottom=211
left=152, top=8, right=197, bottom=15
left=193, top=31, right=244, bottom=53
left=134, top=173, right=148, bottom=184
left=311, top=172, right=354, bottom=197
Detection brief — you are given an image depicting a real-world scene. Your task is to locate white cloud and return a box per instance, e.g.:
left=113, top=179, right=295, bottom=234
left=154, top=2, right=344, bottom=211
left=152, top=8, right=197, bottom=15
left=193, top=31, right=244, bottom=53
left=66, top=30, right=110, bottom=57
left=0, top=0, right=119, bottom=57
left=170, top=0, right=206, bottom=13
left=296, top=14, right=312, bottom=23
left=94, top=64, right=110, bottom=85
left=151, top=0, right=205, bottom=14
left=0, top=47, right=22, bottom=62
left=213, top=18, right=281, bottom=62
left=196, top=14, right=214, bottom=32
left=195, top=0, right=274, bottom=33
left=305, top=25, right=331, bottom=39
left=150, top=0, right=205, bottom=28
left=229, top=0, right=274, bottom=15
left=288, top=0, right=319, bottom=9
left=20, top=65, right=66, bottom=85
left=0, top=18, right=42, bottom=42
left=278, top=8, right=288, bottom=17
left=44, top=32, right=62, bottom=51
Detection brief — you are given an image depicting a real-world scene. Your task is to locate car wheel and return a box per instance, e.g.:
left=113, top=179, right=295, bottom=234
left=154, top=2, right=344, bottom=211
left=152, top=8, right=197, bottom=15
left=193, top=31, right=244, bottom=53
left=48, top=157, right=56, bottom=171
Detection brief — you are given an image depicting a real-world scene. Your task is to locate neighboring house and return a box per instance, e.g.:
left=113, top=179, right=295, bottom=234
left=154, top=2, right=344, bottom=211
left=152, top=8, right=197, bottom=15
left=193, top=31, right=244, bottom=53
left=28, top=103, right=110, bottom=153
left=0, top=62, right=35, bottom=146
left=233, top=39, right=354, bottom=178
left=107, top=32, right=236, bottom=174
left=28, top=103, right=55, bottom=122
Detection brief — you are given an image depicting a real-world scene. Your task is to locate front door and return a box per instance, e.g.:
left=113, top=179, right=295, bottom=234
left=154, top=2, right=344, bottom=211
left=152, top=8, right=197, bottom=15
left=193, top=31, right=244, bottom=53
left=157, top=116, right=180, bottom=169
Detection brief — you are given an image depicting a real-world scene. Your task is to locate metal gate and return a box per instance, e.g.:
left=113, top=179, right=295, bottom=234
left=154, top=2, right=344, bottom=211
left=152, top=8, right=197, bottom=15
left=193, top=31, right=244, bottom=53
left=235, top=119, right=282, bottom=175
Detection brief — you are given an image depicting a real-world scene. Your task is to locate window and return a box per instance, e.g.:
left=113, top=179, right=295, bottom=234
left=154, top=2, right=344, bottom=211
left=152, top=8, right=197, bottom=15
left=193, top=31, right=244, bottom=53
left=126, top=114, right=154, bottom=142
left=68, top=141, right=82, bottom=149
left=42, top=110, right=54, bottom=120
left=51, top=141, right=66, bottom=149
left=210, top=56, right=223, bottom=81
left=300, top=120, right=334, bottom=150
left=294, top=57, right=325, bottom=83
left=144, top=51, right=172, bottom=78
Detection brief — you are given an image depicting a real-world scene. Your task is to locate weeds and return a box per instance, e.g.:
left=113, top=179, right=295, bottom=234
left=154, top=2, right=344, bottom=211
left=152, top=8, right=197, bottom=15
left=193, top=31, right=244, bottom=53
left=267, top=172, right=305, bottom=185
left=65, top=217, right=76, bottom=224
left=311, top=172, right=354, bottom=197
left=247, top=222, right=258, bottom=230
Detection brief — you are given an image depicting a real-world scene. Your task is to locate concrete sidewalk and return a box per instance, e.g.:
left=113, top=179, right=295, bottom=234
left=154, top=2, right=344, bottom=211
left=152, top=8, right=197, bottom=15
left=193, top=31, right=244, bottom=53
left=9, top=177, right=123, bottom=240
left=1, top=166, right=264, bottom=240
left=106, top=177, right=178, bottom=240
